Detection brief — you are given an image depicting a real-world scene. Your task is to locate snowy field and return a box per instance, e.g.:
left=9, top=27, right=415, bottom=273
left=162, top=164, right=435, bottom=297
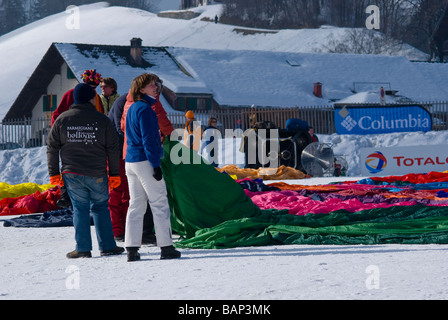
left=3, top=226, right=448, bottom=301
left=1, top=131, right=448, bottom=301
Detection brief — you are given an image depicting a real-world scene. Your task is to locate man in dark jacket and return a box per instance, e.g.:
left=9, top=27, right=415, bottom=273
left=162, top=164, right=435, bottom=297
left=47, top=83, right=124, bottom=259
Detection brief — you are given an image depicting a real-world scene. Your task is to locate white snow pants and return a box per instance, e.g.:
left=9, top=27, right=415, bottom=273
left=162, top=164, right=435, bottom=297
left=124, top=161, right=173, bottom=248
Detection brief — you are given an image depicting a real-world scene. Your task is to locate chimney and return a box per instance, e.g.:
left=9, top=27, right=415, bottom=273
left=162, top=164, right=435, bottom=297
left=313, top=82, right=322, bottom=98
left=130, top=38, right=143, bottom=65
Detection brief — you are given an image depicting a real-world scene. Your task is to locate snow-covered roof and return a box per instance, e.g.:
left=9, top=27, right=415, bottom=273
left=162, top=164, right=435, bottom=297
left=335, top=91, right=411, bottom=105
left=46, top=43, right=448, bottom=108
left=166, top=47, right=448, bottom=107
left=5, top=41, right=448, bottom=120
left=55, top=43, right=210, bottom=96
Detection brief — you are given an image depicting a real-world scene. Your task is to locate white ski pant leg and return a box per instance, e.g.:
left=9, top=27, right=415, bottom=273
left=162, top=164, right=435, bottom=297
left=125, top=161, right=173, bottom=248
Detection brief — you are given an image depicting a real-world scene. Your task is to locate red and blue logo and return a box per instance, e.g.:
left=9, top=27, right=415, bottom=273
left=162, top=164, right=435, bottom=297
left=365, top=152, right=388, bottom=174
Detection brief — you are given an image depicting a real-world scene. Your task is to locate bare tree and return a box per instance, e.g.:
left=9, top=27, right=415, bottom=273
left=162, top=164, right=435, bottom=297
left=320, top=28, right=406, bottom=56
left=403, top=0, right=448, bottom=59
left=221, top=0, right=323, bottom=28
left=220, top=0, right=446, bottom=56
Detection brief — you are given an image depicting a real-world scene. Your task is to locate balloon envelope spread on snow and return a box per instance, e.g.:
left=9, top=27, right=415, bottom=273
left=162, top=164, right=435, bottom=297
left=161, top=140, right=448, bottom=249
left=2, top=141, right=448, bottom=248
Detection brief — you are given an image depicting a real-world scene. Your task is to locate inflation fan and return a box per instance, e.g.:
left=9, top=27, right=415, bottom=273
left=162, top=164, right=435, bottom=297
left=301, top=142, right=335, bottom=177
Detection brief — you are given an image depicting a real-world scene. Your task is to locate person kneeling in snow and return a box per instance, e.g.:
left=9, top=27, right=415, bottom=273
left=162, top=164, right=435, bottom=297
left=47, top=83, right=124, bottom=259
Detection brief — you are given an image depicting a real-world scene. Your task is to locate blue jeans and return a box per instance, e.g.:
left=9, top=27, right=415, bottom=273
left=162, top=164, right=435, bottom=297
left=64, top=173, right=116, bottom=252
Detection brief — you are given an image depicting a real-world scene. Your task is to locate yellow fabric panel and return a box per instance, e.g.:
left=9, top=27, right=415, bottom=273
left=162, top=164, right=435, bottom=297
left=0, top=182, right=54, bottom=200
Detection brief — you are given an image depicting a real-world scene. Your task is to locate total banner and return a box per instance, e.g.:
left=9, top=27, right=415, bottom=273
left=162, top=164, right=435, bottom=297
left=335, top=105, right=432, bottom=135
left=360, top=145, right=448, bottom=176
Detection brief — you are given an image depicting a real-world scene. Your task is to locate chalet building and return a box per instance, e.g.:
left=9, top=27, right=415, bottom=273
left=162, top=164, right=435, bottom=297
left=4, top=39, right=215, bottom=123
left=2, top=39, right=215, bottom=143
left=3, top=43, right=78, bottom=121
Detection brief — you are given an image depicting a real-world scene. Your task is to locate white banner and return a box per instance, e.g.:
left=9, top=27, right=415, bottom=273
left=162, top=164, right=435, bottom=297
left=360, top=145, right=448, bottom=176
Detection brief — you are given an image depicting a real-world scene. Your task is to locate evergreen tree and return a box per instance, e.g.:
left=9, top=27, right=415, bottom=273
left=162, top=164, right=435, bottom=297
left=2, top=0, right=25, bottom=33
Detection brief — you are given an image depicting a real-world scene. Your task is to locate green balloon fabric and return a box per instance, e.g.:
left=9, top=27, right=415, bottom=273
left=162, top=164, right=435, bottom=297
left=161, top=140, right=448, bottom=249
left=161, top=139, right=261, bottom=239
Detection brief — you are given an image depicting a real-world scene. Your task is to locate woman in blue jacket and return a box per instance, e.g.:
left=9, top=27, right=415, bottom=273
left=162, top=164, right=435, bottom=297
left=124, top=73, right=181, bottom=262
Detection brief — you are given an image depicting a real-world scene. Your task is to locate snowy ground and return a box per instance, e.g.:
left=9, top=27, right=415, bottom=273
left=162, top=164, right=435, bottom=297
left=3, top=226, right=448, bottom=301
left=1, top=132, right=448, bottom=301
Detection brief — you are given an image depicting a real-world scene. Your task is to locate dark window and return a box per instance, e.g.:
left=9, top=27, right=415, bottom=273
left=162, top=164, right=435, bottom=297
left=177, top=97, right=212, bottom=110
left=198, top=98, right=212, bottom=110
left=43, top=94, right=57, bottom=112
left=186, top=98, right=198, bottom=110
left=67, top=68, right=76, bottom=79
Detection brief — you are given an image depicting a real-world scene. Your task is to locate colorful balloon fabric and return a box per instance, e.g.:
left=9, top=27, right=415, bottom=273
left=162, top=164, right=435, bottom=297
left=0, top=182, right=60, bottom=216
left=0, top=182, right=55, bottom=200
left=3, top=141, right=448, bottom=250
left=161, top=141, right=448, bottom=249
left=243, top=176, right=448, bottom=216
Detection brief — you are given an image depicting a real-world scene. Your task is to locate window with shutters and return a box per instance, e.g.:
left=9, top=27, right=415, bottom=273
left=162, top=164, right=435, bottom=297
left=43, top=94, right=57, bottom=112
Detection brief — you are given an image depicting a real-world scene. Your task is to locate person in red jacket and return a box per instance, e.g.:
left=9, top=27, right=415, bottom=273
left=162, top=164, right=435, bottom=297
left=51, top=69, right=104, bottom=126
left=308, top=126, right=319, bottom=142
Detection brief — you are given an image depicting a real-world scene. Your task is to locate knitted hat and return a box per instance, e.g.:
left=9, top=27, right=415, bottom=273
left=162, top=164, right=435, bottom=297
left=81, top=69, right=103, bottom=86
left=186, top=111, right=195, bottom=119
left=74, top=83, right=96, bottom=104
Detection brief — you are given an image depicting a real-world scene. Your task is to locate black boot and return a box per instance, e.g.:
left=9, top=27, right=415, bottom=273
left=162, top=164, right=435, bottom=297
left=126, top=247, right=140, bottom=262
left=160, top=245, right=181, bottom=260
left=57, top=186, right=72, bottom=208
left=100, top=246, right=124, bottom=256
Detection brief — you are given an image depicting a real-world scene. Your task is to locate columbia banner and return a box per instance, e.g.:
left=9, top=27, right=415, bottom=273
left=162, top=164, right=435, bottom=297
left=335, top=105, right=432, bottom=135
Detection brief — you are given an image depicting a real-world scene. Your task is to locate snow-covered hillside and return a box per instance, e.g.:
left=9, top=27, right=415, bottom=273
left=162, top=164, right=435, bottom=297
left=0, top=2, right=429, bottom=119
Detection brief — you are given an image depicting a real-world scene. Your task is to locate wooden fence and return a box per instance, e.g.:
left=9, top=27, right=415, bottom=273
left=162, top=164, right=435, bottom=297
left=1, top=101, right=447, bottom=150
left=0, top=117, right=50, bottom=149
left=170, top=105, right=336, bottom=134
